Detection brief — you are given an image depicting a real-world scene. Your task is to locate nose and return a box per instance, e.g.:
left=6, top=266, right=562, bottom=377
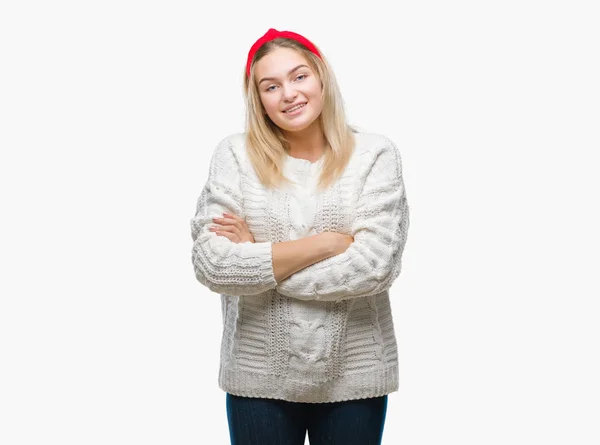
left=281, top=83, right=298, bottom=102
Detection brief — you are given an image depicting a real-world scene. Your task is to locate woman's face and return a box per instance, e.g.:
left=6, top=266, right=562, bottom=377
left=254, top=47, right=324, bottom=133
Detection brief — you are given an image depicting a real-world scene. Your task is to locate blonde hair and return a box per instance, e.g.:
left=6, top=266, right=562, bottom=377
left=243, top=38, right=356, bottom=191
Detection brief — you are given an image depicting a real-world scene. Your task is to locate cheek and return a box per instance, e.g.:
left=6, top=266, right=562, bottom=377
left=307, top=85, right=323, bottom=104
left=261, top=96, right=279, bottom=113
left=306, top=81, right=323, bottom=99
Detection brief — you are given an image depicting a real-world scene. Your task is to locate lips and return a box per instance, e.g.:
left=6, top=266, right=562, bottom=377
left=283, top=102, right=307, bottom=113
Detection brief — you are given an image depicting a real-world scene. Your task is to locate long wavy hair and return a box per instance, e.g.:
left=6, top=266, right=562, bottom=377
left=243, top=37, right=356, bottom=191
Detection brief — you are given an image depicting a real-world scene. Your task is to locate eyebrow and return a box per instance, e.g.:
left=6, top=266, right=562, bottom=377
left=258, top=64, right=309, bottom=85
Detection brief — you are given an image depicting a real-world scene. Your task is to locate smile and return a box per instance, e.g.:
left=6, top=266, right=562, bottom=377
left=283, top=103, right=307, bottom=113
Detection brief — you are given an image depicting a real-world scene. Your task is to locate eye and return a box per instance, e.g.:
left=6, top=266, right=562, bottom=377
left=264, top=74, right=306, bottom=92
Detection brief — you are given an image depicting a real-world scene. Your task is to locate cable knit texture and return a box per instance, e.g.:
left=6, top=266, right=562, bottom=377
left=190, top=131, right=410, bottom=403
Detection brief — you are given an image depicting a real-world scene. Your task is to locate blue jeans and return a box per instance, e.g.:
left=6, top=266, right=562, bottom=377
left=226, top=393, right=388, bottom=445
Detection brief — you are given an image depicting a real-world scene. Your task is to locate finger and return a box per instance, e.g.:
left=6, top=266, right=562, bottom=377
left=213, top=224, right=237, bottom=234
left=223, top=225, right=243, bottom=239
left=224, top=214, right=249, bottom=231
left=223, top=212, right=242, bottom=222
left=224, top=213, right=249, bottom=228
left=213, top=217, right=239, bottom=227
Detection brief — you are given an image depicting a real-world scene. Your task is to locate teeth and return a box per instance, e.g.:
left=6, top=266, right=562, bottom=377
left=285, top=103, right=305, bottom=113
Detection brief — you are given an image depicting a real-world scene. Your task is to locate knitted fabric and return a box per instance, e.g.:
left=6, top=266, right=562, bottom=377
left=190, top=131, right=410, bottom=403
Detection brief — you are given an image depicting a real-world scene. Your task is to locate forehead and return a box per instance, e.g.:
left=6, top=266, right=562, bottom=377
left=254, top=47, right=310, bottom=78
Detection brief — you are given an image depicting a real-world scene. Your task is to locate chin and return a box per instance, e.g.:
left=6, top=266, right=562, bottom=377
left=282, top=123, right=311, bottom=132
left=278, top=115, right=320, bottom=133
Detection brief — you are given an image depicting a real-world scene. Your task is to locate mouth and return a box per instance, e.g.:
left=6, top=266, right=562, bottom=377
left=282, top=102, right=307, bottom=113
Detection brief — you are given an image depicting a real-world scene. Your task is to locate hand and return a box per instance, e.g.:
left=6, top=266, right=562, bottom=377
left=319, top=232, right=354, bottom=256
left=210, top=212, right=255, bottom=244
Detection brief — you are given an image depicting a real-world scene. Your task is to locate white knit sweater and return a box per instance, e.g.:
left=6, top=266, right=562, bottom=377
left=190, top=131, right=410, bottom=403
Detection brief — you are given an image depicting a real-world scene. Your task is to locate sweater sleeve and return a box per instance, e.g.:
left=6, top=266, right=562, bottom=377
left=190, top=136, right=277, bottom=296
left=276, top=137, right=410, bottom=302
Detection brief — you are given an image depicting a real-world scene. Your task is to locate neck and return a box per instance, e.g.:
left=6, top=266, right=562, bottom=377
left=282, top=120, right=327, bottom=161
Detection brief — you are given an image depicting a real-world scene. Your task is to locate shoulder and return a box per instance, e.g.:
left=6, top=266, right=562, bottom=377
left=352, top=131, right=400, bottom=158
left=352, top=131, right=404, bottom=182
left=212, top=132, right=246, bottom=158
left=209, top=132, right=248, bottom=170
left=352, top=131, right=402, bottom=166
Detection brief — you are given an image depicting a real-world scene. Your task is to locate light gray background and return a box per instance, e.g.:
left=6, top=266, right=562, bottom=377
left=1, top=1, right=599, bottom=444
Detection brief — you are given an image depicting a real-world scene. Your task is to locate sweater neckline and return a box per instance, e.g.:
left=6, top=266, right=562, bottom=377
left=284, top=152, right=325, bottom=169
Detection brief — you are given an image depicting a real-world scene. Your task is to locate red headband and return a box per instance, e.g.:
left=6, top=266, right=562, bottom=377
left=246, top=28, right=322, bottom=77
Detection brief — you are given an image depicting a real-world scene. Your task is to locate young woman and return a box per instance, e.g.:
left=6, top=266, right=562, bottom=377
left=190, top=28, right=410, bottom=445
